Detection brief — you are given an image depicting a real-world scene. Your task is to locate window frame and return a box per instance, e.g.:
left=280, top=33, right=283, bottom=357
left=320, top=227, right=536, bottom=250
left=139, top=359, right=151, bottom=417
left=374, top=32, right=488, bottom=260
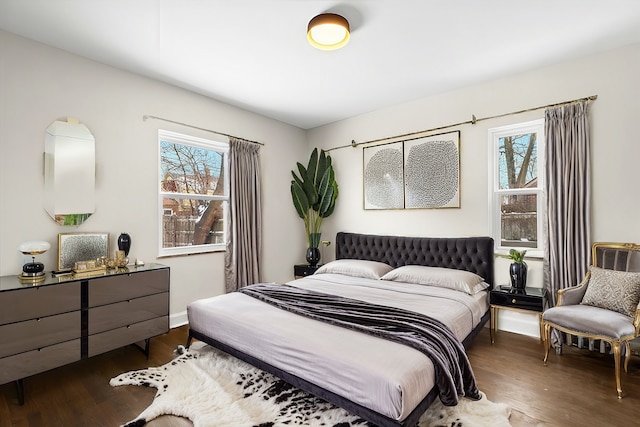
left=158, top=129, right=229, bottom=257
left=488, top=119, right=545, bottom=257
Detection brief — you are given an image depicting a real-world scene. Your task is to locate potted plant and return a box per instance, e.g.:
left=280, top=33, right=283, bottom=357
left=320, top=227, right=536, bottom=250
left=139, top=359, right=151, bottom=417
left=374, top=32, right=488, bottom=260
left=507, top=248, right=528, bottom=290
left=290, top=148, right=339, bottom=266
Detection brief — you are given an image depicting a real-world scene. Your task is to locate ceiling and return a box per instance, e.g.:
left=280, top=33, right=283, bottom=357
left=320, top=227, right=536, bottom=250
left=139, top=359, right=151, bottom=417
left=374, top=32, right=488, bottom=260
left=1, top=1, right=640, bottom=129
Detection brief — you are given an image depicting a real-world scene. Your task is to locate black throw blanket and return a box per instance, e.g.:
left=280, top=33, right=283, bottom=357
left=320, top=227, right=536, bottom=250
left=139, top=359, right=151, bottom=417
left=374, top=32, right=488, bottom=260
left=238, top=283, right=480, bottom=406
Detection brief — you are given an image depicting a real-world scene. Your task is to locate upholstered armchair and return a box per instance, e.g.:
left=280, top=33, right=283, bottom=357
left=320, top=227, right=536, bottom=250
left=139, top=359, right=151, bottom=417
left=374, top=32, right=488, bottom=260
left=542, top=242, right=640, bottom=398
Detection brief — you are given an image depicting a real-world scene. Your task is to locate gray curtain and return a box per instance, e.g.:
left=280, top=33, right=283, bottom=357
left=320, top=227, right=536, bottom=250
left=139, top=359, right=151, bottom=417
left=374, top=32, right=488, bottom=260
left=543, top=100, right=591, bottom=307
left=224, top=137, right=262, bottom=292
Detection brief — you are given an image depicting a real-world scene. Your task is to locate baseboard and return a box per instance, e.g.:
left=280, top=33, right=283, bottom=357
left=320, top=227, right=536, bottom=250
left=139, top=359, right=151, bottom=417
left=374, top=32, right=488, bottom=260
left=170, top=311, right=188, bottom=329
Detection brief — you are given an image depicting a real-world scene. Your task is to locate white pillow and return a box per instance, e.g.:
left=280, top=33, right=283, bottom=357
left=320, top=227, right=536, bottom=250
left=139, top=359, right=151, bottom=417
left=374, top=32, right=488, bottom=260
left=381, top=265, right=487, bottom=295
left=314, top=259, right=394, bottom=280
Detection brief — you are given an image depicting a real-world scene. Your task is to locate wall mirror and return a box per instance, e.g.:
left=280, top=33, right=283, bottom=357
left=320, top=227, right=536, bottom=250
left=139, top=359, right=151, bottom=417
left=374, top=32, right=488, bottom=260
left=44, top=119, right=96, bottom=225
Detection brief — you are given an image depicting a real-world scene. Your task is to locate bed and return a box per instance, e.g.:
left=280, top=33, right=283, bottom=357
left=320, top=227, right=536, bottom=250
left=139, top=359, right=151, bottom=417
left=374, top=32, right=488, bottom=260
left=187, top=232, right=494, bottom=427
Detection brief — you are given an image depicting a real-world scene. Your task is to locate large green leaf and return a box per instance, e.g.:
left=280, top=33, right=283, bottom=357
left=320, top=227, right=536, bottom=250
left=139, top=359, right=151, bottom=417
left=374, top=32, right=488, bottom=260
left=317, top=168, right=334, bottom=216
left=291, top=180, right=309, bottom=219
left=307, top=148, right=319, bottom=187
left=316, top=150, right=327, bottom=185
left=318, top=185, right=334, bottom=217
left=322, top=180, right=339, bottom=217
left=297, top=162, right=318, bottom=205
left=291, top=169, right=304, bottom=189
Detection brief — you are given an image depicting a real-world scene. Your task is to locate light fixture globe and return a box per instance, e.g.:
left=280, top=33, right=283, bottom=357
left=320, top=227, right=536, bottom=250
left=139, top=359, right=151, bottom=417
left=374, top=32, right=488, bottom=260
left=307, top=13, right=350, bottom=50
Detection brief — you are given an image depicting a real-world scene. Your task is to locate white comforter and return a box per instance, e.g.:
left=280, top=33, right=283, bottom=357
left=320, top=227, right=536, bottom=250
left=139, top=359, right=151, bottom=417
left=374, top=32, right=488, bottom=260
left=187, top=274, right=488, bottom=422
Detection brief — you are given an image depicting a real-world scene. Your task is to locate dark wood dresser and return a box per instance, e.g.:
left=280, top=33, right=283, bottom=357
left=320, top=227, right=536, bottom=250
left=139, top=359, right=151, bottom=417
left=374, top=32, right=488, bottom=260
left=0, top=263, right=170, bottom=403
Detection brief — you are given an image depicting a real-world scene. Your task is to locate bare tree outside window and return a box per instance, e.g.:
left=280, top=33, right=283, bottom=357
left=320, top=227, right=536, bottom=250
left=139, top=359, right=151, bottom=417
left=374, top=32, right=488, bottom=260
left=500, top=133, right=537, bottom=190
left=159, top=130, right=228, bottom=256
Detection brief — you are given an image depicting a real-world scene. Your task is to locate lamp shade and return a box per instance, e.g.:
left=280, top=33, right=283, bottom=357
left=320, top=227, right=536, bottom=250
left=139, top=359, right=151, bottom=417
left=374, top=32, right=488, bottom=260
left=18, top=240, right=51, bottom=255
left=307, top=13, right=350, bottom=50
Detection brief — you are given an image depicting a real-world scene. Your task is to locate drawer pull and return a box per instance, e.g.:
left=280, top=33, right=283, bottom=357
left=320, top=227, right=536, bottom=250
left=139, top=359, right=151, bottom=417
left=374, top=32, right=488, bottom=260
left=512, top=299, right=517, bottom=304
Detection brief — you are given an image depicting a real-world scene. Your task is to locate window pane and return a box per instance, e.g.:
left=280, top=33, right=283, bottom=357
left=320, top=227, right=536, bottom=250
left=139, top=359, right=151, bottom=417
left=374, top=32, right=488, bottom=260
left=160, top=141, right=224, bottom=196
left=162, top=199, right=225, bottom=248
left=500, top=194, right=537, bottom=248
left=498, top=132, right=538, bottom=189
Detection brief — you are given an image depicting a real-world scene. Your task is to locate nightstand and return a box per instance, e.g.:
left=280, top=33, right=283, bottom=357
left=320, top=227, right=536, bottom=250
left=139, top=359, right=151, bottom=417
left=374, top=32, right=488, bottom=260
left=294, top=264, right=321, bottom=279
left=490, top=287, right=549, bottom=343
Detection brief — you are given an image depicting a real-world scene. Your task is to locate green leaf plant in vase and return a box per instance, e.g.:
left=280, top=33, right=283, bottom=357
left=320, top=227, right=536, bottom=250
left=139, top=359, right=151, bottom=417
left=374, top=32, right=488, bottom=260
left=290, top=148, right=339, bottom=267
left=507, top=248, right=528, bottom=291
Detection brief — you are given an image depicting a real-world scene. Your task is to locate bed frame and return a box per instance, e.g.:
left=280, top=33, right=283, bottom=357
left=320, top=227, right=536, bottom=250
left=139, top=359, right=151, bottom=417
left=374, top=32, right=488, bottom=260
left=188, top=232, right=495, bottom=427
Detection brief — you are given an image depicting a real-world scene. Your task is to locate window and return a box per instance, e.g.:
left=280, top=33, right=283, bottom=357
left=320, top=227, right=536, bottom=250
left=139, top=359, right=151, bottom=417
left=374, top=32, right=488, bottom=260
left=489, top=119, right=545, bottom=254
left=158, top=130, right=229, bottom=256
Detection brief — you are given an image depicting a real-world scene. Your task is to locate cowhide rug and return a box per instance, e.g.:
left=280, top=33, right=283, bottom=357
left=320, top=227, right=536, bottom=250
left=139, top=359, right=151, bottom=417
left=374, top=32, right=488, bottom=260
left=110, top=342, right=511, bottom=427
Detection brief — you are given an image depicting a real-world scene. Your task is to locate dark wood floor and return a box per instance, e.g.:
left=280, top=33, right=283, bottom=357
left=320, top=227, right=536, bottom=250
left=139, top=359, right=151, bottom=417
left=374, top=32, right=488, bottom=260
left=2, top=326, right=640, bottom=426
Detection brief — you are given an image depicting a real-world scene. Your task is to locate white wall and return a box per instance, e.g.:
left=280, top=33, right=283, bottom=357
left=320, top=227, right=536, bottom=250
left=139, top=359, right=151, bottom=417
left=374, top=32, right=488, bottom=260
left=0, top=31, right=308, bottom=326
left=309, top=43, right=640, bottom=337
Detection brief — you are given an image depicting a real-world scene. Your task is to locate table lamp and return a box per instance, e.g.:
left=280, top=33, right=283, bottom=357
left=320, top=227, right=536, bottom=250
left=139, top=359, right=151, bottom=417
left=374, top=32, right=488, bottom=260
left=18, top=240, right=51, bottom=281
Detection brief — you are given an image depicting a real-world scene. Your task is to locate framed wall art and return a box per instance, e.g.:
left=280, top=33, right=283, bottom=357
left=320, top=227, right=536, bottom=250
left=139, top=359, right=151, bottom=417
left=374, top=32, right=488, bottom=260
left=362, top=131, right=460, bottom=210
left=58, top=232, right=109, bottom=270
left=404, top=131, right=460, bottom=208
left=363, top=142, right=404, bottom=209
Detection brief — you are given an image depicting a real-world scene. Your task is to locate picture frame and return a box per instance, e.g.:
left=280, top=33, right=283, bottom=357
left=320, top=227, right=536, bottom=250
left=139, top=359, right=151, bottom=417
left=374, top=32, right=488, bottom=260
left=404, top=131, right=460, bottom=208
left=363, top=141, right=404, bottom=210
left=58, top=232, right=109, bottom=271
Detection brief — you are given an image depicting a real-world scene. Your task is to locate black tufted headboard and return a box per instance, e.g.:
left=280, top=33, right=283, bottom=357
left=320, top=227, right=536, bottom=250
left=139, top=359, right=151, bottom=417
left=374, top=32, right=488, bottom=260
left=335, top=232, right=495, bottom=288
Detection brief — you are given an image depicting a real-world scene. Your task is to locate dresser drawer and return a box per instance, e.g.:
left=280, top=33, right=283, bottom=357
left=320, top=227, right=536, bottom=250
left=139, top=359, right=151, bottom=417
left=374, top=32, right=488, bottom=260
left=88, top=269, right=169, bottom=307
left=490, top=290, right=544, bottom=312
left=0, top=311, right=81, bottom=358
left=294, top=264, right=321, bottom=278
left=88, top=316, right=168, bottom=357
left=0, top=339, right=81, bottom=385
left=88, top=292, right=169, bottom=335
left=0, top=282, right=80, bottom=325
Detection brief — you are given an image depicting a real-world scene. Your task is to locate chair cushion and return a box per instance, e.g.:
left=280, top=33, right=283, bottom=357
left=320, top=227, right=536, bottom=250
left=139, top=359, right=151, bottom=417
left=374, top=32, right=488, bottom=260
left=580, top=266, right=640, bottom=317
left=543, top=305, right=636, bottom=339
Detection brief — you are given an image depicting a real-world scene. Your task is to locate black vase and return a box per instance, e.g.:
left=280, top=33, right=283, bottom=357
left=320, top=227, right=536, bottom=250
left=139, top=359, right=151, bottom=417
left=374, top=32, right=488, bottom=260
left=306, top=247, right=321, bottom=267
left=117, top=233, right=132, bottom=256
left=509, top=262, right=528, bottom=290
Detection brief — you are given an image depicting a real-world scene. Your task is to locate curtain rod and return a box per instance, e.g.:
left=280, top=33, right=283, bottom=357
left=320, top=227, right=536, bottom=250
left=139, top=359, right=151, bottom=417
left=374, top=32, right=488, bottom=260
left=142, top=115, right=264, bottom=146
left=327, top=94, right=597, bottom=151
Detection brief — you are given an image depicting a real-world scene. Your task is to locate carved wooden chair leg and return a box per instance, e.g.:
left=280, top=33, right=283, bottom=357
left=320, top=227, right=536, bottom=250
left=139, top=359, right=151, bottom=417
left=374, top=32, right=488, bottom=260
left=612, top=341, right=624, bottom=399
left=543, top=323, right=551, bottom=365
left=624, top=341, right=632, bottom=372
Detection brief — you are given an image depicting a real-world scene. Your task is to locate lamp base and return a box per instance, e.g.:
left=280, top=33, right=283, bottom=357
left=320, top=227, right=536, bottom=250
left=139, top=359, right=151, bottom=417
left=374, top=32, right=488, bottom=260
left=20, top=271, right=46, bottom=278
left=18, top=272, right=46, bottom=283
left=20, top=261, right=46, bottom=282
left=23, top=261, right=44, bottom=275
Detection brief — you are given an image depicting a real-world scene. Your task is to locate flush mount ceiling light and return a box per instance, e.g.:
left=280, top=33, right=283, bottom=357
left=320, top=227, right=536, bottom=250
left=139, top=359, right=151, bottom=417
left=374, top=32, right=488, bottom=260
left=307, top=13, right=350, bottom=50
